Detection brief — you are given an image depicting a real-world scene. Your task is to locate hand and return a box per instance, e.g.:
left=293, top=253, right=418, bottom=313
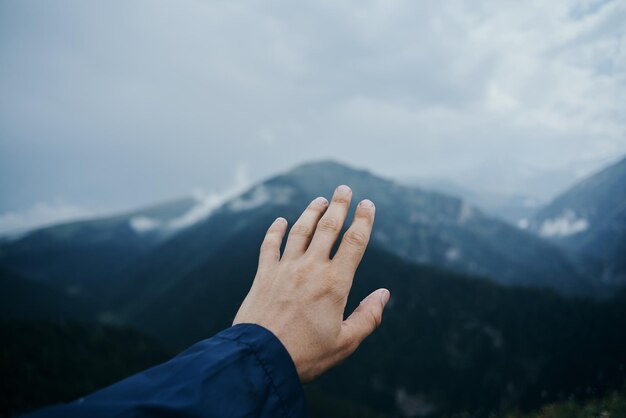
left=233, top=184, right=390, bottom=383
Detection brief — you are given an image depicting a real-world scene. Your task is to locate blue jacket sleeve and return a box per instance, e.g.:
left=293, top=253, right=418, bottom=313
left=24, top=323, right=308, bottom=418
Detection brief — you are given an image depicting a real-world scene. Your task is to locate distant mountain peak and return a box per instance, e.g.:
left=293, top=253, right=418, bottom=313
left=285, top=159, right=377, bottom=181
left=289, top=158, right=357, bottom=171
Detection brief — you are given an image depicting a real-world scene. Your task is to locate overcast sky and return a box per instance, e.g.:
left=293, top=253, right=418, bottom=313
left=1, top=0, right=625, bottom=232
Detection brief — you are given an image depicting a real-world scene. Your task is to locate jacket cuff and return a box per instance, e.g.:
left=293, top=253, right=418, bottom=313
left=216, top=323, right=308, bottom=418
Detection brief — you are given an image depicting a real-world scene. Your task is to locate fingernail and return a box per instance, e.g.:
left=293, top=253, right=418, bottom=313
left=274, top=217, right=287, bottom=225
left=360, top=199, right=374, bottom=209
left=312, top=196, right=328, bottom=206
left=336, top=184, right=351, bottom=195
left=380, top=289, right=390, bottom=306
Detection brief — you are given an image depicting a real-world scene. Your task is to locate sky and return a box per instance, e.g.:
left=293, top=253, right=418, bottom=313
left=1, top=0, right=625, bottom=233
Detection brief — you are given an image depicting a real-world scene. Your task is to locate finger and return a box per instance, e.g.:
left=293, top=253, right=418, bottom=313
left=339, top=289, right=390, bottom=355
left=282, top=197, right=329, bottom=260
left=332, top=199, right=375, bottom=276
left=258, top=217, right=288, bottom=270
left=308, top=185, right=352, bottom=258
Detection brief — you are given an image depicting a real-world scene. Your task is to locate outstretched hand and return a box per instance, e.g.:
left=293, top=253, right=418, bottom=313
left=233, top=185, right=390, bottom=383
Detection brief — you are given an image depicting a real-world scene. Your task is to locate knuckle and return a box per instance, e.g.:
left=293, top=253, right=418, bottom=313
left=322, top=274, right=346, bottom=298
left=260, top=235, right=279, bottom=251
left=332, top=195, right=350, bottom=205
left=290, top=224, right=312, bottom=237
left=317, top=216, right=340, bottom=233
left=309, top=199, right=328, bottom=211
left=343, top=229, right=369, bottom=248
left=356, top=208, right=375, bottom=222
left=366, top=308, right=382, bottom=329
left=265, top=228, right=282, bottom=239
left=292, top=262, right=314, bottom=280
left=340, top=335, right=359, bottom=355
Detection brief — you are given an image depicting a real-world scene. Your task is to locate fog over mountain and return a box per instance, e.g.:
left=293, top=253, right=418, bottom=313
left=1, top=0, right=625, bottom=232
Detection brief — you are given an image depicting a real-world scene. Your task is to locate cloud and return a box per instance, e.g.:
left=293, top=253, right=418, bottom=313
left=129, top=163, right=252, bottom=234
left=167, top=163, right=251, bottom=229
left=227, top=183, right=295, bottom=213
left=540, top=210, right=590, bottom=237
left=227, top=186, right=272, bottom=213
left=129, top=216, right=161, bottom=233
left=0, top=163, right=252, bottom=237
left=0, top=0, right=624, bottom=211
left=0, top=201, right=94, bottom=236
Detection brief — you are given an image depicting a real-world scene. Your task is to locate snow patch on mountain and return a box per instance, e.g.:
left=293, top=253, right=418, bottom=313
left=129, top=174, right=296, bottom=235
left=539, top=210, right=589, bottom=237
left=130, top=189, right=247, bottom=235
left=129, top=216, right=161, bottom=233
left=228, top=186, right=271, bottom=212
left=168, top=192, right=230, bottom=230
left=228, top=185, right=294, bottom=212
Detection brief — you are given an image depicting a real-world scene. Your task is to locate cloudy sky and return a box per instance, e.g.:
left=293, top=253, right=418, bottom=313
left=1, top=0, right=625, bottom=233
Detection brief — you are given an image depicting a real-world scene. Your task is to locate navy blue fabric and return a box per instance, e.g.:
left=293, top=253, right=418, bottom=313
left=24, top=324, right=308, bottom=418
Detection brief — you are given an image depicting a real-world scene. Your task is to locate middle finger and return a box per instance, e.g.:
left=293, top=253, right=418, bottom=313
left=307, top=185, right=352, bottom=259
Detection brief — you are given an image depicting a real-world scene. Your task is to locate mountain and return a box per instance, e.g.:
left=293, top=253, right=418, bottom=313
left=125, top=227, right=626, bottom=417
left=313, top=250, right=626, bottom=418
left=2, top=160, right=626, bottom=417
left=4, top=238, right=625, bottom=417
left=0, top=197, right=197, bottom=294
left=0, top=161, right=592, bottom=299
left=86, top=160, right=592, bottom=317
left=530, top=156, right=626, bottom=286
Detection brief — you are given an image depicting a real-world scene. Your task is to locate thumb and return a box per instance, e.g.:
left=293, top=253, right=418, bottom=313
left=340, top=288, right=390, bottom=353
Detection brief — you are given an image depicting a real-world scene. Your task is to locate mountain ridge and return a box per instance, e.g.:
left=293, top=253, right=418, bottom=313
left=0, top=159, right=597, bottom=298
left=530, top=155, right=626, bottom=286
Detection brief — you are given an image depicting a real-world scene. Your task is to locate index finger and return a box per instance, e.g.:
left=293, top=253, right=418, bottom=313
left=331, top=199, right=375, bottom=277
